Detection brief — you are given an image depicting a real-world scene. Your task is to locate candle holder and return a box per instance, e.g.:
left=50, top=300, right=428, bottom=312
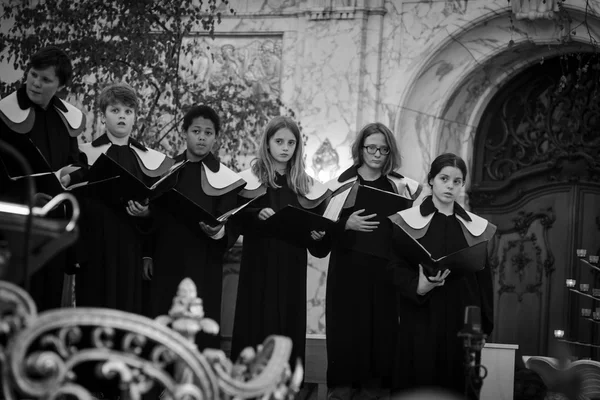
left=590, top=255, right=599, bottom=264
left=577, top=249, right=588, bottom=258
left=582, top=308, right=592, bottom=317
left=554, top=329, right=565, bottom=338
left=566, top=279, right=576, bottom=288
left=594, top=312, right=600, bottom=321
left=580, top=283, right=590, bottom=293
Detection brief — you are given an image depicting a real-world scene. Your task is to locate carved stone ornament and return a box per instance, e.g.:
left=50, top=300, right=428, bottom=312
left=0, top=278, right=302, bottom=399
left=511, top=0, right=557, bottom=20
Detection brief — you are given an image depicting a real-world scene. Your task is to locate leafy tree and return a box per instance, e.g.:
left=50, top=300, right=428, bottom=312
left=0, top=0, right=298, bottom=170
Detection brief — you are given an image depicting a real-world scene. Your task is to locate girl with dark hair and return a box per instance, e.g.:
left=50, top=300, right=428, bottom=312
left=231, top=116, right=331, bottom=370
left=321, top=122, right=422, bottom=400
left=388, top=152, right=496, bottom=397
left=143, top=104, right=246, bottom=350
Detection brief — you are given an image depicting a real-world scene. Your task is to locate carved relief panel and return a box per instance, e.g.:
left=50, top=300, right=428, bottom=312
left=486, top=205, right=557, bottom=356
left=180, top=36, right=282, bottom=99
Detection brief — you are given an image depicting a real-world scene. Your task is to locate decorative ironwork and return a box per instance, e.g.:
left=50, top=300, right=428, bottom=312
left=495, top=208, right=556, bottom=302
left=476, top=54, right=600, bottom=185
left=0, top=278, right=301, bottom=400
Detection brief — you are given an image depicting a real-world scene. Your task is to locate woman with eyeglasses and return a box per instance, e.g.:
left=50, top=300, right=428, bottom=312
left=319, top=122, right=422, bottom=400
left=388, top=153, right=495, bottom=397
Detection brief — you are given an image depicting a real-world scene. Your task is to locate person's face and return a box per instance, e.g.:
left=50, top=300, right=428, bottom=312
left=186, top=116, right=216, bottom=160
left=361, top=133, right=389, bottom=171
left=103, top=102, right=136, bottom=139
left=429, top=166, right=465, bottom=205
left=268, top=128, right=297, bottom=168
left=25, top=66, right=63, bottom=109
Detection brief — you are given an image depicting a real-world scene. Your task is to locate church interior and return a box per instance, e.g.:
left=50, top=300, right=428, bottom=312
left=1, top=0, right=600, bottom=399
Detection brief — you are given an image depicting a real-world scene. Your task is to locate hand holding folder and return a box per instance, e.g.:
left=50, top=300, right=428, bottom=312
left=262, top=205, right=336, bottom=245
left=354, top=184, right=414, bottom=218
left=0, top=136, right=88, bottom=196
left=153, top=189, right=261, bottom=230
left=78, top=153, right=187, bottom=204
left=393, top=223, right=489, bottom=276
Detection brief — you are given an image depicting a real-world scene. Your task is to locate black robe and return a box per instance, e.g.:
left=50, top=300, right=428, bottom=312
left=230, top=173, right=328, bottom=369
left=76, top=134, right=168, bottom=314
left=0, top=87, right=87, bottom=311
left=323, top=170, right=416, bottom=388
left=144, top=152, right=243, bottom=350
left=389, top=196, right=494, bottom=396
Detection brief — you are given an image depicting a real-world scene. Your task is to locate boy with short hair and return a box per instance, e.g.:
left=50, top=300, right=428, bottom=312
left=77, top=82, right=172, bottom=313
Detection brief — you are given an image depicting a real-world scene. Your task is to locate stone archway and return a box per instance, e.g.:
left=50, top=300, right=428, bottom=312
left=393, top=5, right=600, bottom=190
left=393, top=5, right=600, bottom=356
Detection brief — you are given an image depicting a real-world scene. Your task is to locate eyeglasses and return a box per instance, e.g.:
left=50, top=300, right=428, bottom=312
left=363, top=145, right=390, bottom=155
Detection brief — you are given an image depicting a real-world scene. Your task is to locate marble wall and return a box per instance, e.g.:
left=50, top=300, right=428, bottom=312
left=217, top=0, right=600, bottom=335
left=3, top=0, right=600, bottom=336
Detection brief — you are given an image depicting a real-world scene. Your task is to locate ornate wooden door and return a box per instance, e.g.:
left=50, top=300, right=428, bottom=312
left=469, top=54, right=600, bottom=357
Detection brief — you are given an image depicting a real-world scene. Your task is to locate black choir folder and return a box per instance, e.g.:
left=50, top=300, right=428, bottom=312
left=354, top=185, right=413, bottom=218
left=394, top=223, right=489, bottom=275
left=0, top=132, right=56, bottom=178
left=0, top=134, right=100, bottom=196
left=78, top=153, right=187, bottom=204
left=262, top=205, right=335, bottom=244
left=154, top=189, right=259, bottom=228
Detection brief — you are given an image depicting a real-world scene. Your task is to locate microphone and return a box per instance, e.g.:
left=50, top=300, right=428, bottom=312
left=458, top=306, right=487, bottom=399
left=461, top=305, right=483, bottom=336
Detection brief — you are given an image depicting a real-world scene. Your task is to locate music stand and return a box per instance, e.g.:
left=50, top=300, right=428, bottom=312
left=0, top=193, right=80, bottom=284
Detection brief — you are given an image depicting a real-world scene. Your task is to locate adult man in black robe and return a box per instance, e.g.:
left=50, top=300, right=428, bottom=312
left=0, top=46, right=87, bottom=311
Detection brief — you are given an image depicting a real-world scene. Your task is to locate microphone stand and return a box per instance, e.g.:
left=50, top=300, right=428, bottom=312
left=459, top=331, right=488, bottom=400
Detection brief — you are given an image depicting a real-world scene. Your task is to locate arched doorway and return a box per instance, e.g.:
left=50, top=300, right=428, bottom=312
left=469, top=53, right=600, bottom=357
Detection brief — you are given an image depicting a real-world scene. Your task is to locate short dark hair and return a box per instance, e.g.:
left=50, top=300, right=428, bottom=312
left=28, top=46, right=73, bottom=86
left=427, top=153, right=468, bottom=187
left=182, top=105, right=220, bottom=136
left=97, top=83, right=139, bottom=114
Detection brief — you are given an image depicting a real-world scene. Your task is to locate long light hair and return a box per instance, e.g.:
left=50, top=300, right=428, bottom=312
left=251, top=116, right=312, bottom=195
left=350, top=122, right=401, bottom=176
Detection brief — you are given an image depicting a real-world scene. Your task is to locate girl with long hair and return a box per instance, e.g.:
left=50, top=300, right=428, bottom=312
left=231, top=116, right=331, bottom=370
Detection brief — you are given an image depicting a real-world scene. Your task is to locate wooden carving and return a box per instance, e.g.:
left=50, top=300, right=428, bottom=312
left=0, top=278, right=301, bottom=400
left=526, top=356, right=600, bottom=399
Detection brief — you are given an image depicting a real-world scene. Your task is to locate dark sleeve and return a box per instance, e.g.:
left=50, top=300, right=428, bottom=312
left=66, top=136, right=88, bottom=185
left=306, top=199, right=336, bottom=258
left=476, top=251, right=495, bottom=335
left=217, top=190, right=242, bottom=250
left=308, top=196, right=353, bottom=258
left=132, top=212, right=156, bottom=258
left=388, top=225, right=430, bottom=305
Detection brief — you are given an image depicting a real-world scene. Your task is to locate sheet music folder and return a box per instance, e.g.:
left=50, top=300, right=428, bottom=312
left=0, top=134, right=85, bottom=196
left=0, top=133, right=54, bottom=178
left=78, top=153, right=187, bottom=204
left=394, top=223, right=489, bottom=275
left=154, top=188, right=259, bottom=228
left=262, top=205, right=335, bottom=244
left=354, top=184, right=413, bottom=218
